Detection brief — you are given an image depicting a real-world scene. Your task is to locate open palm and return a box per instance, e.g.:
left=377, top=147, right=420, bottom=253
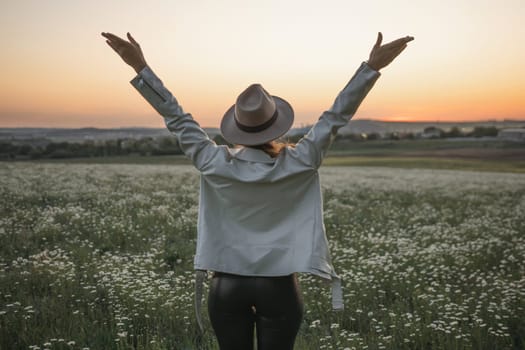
left=101, top=32, right=147, bottom=73
left=367, top=32, right=414, bottom=71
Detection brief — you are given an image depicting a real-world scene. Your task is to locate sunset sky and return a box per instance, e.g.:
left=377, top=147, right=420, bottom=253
left=1, top=0, right=524, bottom=128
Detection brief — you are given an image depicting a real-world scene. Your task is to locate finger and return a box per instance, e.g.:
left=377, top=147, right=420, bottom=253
left=391, top=43, right=408, bottom=58
left=106, top=40, right=121, bottom=55
left=397, top=43, right=408, bottom=52
left=385, top=42, right=408, bottom=53
left=127, top=32, right=140, bottom=47
left=385, top=36, right=414, bottom=48
left=102, top=32, right=126, bottom=44
left=374, top=32, right=383, bottom=48
left=384, top=39, right=407, bottom=49
left=105, top=38, right=123, bottom=51
left=101, top=32, right=120, bottom=40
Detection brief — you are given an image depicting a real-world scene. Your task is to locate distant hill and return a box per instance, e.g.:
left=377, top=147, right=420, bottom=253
left=288, top=120, right=525, bottom=137
left=0, top=127, right=171, bottom=143
left=1, top=120, right=523, bottom=143
left=338, top=119, right=525, bottom=136
left=0, top=127, right=217, bottom=143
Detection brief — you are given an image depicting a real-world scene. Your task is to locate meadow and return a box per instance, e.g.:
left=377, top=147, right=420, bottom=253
left=1, top=162, right=524, bottom=349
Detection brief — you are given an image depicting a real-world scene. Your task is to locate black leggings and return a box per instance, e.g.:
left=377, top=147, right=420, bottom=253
left=208, top=272, right=304, bottom=350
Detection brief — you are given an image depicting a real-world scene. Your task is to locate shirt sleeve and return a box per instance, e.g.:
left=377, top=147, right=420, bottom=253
left=130, top=66, right=223, bottom=171
left=288, top=62, right=380, bottom=169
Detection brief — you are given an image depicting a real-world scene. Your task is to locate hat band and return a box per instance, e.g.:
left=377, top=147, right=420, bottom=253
left=235, top=109, right=278, bottom=133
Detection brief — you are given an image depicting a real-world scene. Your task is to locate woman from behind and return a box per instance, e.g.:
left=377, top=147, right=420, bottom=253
left=102, top=30, right=413, bottom=349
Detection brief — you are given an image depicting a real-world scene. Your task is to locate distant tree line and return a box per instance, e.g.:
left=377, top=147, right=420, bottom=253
left=420, top=126, right=500, bottom=139
left=0, top=126, right=504, bottom=160
left=0, top=136, right=184, bottom=160
left=334, top=125, right=500, bottom=142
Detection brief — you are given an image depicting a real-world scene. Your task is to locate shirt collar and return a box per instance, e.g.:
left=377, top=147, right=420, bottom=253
left=231, top=146, right=276, bottom=164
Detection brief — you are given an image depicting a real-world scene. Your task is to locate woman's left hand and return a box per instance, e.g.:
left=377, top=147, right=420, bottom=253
left=367, top=32, right=414, bottom=72
left=101, top=32, right=147, bottom=73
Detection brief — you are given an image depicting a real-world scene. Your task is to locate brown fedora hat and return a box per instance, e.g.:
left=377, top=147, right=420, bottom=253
left=220, top=84, right=294, bottom=146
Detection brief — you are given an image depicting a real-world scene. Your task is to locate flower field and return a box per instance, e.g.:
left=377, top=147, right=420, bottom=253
left=1, top=162, right=524, bottom=349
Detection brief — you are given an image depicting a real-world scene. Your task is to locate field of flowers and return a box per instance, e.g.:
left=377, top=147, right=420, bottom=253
left=1, top=162, right=524, bottom=350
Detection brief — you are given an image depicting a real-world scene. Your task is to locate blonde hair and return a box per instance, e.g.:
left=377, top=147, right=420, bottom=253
left=241, top=140, right=296, bottom=158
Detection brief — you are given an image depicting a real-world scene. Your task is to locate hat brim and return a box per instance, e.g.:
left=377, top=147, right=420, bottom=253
left=220, top=96, right=294, bottom=146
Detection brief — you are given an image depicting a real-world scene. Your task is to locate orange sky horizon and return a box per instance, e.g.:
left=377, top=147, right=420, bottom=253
left=1, top=114, right=523, bottom=130
left=1, top=0, right=524, bottom=128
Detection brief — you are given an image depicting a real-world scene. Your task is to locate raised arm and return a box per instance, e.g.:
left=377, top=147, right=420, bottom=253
left=101, top=32, right=221, bottom=171
left=290, top=32, right=414, bottom=168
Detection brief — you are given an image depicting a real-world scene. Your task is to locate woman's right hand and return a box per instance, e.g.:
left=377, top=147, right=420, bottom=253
left=101, top=32, right=147, bottom=74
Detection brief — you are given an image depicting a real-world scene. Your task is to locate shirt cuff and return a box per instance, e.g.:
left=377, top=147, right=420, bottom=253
left=136, top=65, right=155, bottom=78
left=130, top=65, right=168, bottom=105
left=363, top=61, right=380, bottom=73
left=361, top=61, right=381, bottom=78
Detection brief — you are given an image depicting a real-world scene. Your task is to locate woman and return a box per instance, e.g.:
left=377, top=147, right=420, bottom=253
left=102, top=31, right=413, bottom=349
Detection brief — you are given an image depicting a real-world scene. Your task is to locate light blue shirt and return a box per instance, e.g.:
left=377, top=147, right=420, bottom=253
left=130, top=62, right=380, bottom=329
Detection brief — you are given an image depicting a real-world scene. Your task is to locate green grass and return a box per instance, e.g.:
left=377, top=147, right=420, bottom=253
left=24, top=153, right=525, bottom=173
left=329, top=139, right=523, bottom=153
left=322, top=156, right=525, bottom=173
left=27, top=154, right=193, bottom=165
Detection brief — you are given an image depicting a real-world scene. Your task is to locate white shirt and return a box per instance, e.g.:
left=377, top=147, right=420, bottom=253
left=130, top=62, right=380, bottom=328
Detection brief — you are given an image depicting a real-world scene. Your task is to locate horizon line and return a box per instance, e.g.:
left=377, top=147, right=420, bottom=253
left=1, top=118, right=524, bottom=130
